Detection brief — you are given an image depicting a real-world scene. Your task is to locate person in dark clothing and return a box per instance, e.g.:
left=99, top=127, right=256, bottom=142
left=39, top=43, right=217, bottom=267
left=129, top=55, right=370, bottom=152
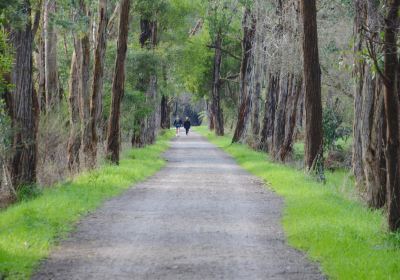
left=183, top=117, right=191, bottom=135
left=173, top=116, right=183, bottom=136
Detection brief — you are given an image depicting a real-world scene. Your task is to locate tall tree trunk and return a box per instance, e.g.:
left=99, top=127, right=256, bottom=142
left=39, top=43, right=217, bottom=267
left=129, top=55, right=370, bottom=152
left=146, top=75, right=157, bottom=144
left=35, top=28, right=46, bottom=112
left=44, top=0, right=59, bottom=110
left=75, top=0, right=92, bottom=169
left=89, top=0, right=108, bottom=168
left=10, top=0, right=38, bottom=188
left=232, top=8, right=256, bottom=143
left=106, top=0, right=130, bottom=164
left=67, top=51, right=81, bottom=172
left=160, top=94, right=170, bottom=129
left=352, top=0, right=366, bottom=184
left=300, top=0, right=323, bottom=170
left=260, top=73, right=279, bottom=151
left=353, top=0, right=387, bottom=208
left=272, top=73, right=291, bottom=158
left=251, top=60, right=261, bottom=138
left=211, top=33, right=224, bottom=136
left=278, top=75, right=302, bottom=161
left=382, top=0, right=400, bottom=231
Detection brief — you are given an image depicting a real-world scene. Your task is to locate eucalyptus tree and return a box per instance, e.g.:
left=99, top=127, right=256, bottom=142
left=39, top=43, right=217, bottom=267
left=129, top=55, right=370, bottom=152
left=300, top=0, right=323, bottom=172
left=106, top=0, right=131, bottom=164
left=2, top=0, right=41, bottom=189
left=206, top=0, right=241, bottom=136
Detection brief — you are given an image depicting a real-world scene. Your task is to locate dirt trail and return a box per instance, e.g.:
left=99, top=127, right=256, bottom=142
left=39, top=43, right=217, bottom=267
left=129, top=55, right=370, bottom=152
left=32, top=130, right=324, bottom=280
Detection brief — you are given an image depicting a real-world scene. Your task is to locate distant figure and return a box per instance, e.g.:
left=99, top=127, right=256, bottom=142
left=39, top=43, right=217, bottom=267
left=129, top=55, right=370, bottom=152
left=184, top=117, right=191, bottom=135
left=173, top=116, right=183, bottom=137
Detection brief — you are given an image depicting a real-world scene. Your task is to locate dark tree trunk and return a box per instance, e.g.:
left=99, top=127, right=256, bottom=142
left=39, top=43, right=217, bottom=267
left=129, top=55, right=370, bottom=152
left=211, top=33, right=224, bottom=136
left=160, top=94, right=170, bottom=129
left=260, top=73, right=279, bottom=151
left=300, top=0, right=323, bottom=170
left=232, top=8, right=256, bottom=143
left=278, top=75, right=302, bottom=161
left=382, top=0, right=400, bottom=231
left=106, top=0, right=130, bottom=164
left=67, top=51, right=81, bottom=172
left=10, top=0, right=38, bottom=188
left=89, top=0, right=108, bottom=168
left=251, top=62, right=261, bottom=138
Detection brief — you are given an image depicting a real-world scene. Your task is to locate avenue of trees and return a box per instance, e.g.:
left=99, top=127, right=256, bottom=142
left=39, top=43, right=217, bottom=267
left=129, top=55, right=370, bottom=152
left=2, top=0, right=400, bottom=231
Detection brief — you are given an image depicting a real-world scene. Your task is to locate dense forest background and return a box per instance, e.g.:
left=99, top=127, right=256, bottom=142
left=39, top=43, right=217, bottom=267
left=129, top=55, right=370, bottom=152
left=2, top=0, right=400, bottom=231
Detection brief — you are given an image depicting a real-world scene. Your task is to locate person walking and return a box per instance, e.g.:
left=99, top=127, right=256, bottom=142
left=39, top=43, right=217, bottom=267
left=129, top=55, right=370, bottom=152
left=173, top=116, right=183, bottom=137
left=183, top=117, right=191, bottom=135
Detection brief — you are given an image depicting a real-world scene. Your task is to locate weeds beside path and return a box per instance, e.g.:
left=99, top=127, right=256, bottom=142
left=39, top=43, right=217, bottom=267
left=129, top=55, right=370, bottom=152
left=0, top=131, right=174, bottom=280
left=196, top=127, right=400, bottom=280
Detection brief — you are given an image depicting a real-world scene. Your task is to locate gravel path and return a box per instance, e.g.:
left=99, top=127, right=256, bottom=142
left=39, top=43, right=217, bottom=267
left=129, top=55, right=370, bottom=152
left=32, top=130, right=324, bottom=280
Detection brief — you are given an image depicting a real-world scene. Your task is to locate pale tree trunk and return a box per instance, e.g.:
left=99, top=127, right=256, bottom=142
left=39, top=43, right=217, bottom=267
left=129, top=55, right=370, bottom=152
left=211, top=33, right=224, bottom=136
left=44, top=0, right=59, bottom=110
left=67, top=51, right=81, bottom=172
left=300, top=0, right=323, bottom=171
left=106, top=0, right=130, bottom=164
left=89, top=0, right=108, bottom=168
left=352, top=0, right=386, bottom=208
left=145, top=22, right=158, bottom=144
left=352, top=0, right=366, bottom=184
left=272, top=73, right=291, bottom=159
left=232, top=7, right=256, bottom=143
left=382, top=0, right=400, bottom=232
left=35, top=27, right=46, bottom=112
left=10, top=0, right=38, bottom=188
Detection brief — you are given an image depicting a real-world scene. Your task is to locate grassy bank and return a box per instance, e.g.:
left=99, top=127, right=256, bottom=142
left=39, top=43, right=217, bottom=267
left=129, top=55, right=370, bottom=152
left=196, top=126, right=400, bottom=279
left=0, top=131, right=174, bottom=279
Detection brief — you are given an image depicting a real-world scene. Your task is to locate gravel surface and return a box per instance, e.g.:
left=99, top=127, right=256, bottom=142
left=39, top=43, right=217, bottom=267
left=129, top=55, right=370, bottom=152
left=32, top=130, right=324, bottom=280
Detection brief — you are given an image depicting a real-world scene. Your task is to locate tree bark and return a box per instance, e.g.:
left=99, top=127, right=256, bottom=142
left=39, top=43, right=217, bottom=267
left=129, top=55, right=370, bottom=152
left=89, top=0, right=108, bottom=168
left=382, top=0, right=400, bottom=231
left=44, top=0, right=59, bottom=110
left=260, top=73, right=279, bottom=151
left=352, top=0, right=387, bottom=208
left=67, top=51, right=81, bottom=172
left=232, top=7, right=256, bottom=143
left=106, top=0, right=130, bottom=164
left=300, top=0, right=323, bottom=170
left=74, top=0, right=93, bottom=169
left=160, top=94, right=170, bottom=129
left=251, top=59, right=261, bottom=138
left=272, top=73, right=290, bottom=158
left=278, top=75, right=302, bottom=161
left=211, top=32, right=224, bottom=136
left=10, top=0, right=38, bottom=188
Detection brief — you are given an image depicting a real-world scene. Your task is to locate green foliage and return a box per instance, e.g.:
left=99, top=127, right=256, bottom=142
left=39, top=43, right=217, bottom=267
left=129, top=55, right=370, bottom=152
left=16, top=185, right=42, bottom=202
left=198, top=126, right=400, bottom=280
left=0, top=29, right=12, bottom=93
left=323, top=106, right=344, bottom=151
left=0, top=131, right=174, bottom=279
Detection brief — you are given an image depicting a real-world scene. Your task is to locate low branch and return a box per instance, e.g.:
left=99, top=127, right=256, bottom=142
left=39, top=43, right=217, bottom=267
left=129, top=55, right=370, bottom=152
left=207, top=44, right=241, bottom=60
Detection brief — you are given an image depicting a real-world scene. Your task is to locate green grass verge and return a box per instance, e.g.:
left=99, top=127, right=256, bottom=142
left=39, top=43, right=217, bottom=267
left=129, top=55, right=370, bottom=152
left=196, top=126, right=400, bottom=280
left=0, top=130, right=174, bottom=280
